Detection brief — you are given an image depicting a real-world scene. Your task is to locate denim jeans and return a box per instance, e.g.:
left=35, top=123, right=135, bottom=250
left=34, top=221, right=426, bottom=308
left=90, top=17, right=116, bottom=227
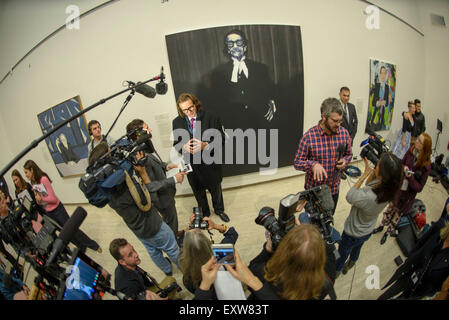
left=336, top=231, right=372, bottom=272
left=138, top=221, right=180, bottom=275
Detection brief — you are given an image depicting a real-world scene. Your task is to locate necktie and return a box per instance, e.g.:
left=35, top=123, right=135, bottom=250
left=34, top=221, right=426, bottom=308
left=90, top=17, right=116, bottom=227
left=190, top=118, right=195, bottom=130
left=344, top=104, right=349, bottom=122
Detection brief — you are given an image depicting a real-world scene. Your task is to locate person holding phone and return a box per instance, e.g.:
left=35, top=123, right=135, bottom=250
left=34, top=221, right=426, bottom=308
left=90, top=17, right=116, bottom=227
left=23, top=160, right=101, bottom=253
left=178, top=213, right=238, bottom=295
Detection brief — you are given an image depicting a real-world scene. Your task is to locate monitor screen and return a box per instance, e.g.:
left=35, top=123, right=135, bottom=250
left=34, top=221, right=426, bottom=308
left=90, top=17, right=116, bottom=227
left=61, top=255, right=100, bottom=300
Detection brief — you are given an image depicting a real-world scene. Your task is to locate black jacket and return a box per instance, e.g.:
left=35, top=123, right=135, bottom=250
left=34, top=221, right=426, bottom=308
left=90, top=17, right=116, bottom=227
left=379, top=214, right=449, bottom=299
left=143, top=153, right=176, bottom=210
left=412, top=112, right=426, bottom=138
left=114, top=264, right=153, bottom=298
left=172, top=110, right=225, bottom=189
left=341, top=102, right=358, bottom=144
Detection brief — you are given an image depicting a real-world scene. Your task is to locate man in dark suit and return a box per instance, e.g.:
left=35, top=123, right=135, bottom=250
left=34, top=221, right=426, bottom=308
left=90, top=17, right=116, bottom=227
left=369, top=66, right=390, bottom=131
left=126, top=119, right=186, bottom=236
left=172, top=93, right=230, bottom=222
left=339, top=87, right=358, bottom=146
left=198, top=29, right=277, bottom=176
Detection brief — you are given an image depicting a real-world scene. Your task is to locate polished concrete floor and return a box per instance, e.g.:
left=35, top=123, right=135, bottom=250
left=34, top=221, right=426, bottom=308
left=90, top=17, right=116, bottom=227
left=13, top=161, right=449, bottom=300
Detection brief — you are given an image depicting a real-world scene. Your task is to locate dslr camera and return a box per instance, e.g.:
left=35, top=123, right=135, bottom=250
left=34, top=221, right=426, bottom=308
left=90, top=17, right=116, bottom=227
left=189, top=207, right=209, bottom=230
left=255, top=185, right=335, bottom=249
left=360, top=129, right=389, bottom=166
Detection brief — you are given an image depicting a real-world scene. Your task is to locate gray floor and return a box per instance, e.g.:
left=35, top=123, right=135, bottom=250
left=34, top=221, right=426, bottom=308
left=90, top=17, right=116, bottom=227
left=14, top=162, right=449, bottom=300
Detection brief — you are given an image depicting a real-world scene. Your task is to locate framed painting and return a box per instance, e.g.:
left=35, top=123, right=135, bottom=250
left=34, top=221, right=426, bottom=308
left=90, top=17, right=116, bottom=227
left=37, top=95, right=91, bottom=177
left=366, top=59, right=397, bottom=132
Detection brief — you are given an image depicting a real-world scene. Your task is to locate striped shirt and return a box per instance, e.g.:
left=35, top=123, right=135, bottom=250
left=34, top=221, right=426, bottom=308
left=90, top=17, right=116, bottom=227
left=293, top=122, right=352, bottom=195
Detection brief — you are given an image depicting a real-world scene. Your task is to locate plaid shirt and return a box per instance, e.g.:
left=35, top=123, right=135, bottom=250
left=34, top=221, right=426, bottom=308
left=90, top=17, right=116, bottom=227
left=294, top=122, right=352, bottom=195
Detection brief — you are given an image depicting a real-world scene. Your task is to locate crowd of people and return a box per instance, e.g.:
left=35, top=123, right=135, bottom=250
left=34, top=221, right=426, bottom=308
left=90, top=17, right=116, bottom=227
left=1, top=88, right=448, bottom=302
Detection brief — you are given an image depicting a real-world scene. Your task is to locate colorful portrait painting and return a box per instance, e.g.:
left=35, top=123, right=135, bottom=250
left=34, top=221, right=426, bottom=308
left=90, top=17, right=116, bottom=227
left=366, top=59, right=397, bottom=132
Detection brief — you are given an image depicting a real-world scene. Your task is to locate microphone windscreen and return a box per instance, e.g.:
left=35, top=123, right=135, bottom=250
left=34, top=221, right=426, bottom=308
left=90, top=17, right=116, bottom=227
left=59, top=206, right=87, bottom=244
left=156, top=81, right=168, bottom=95
left=315, top=185, right=334, bottom=212
left=135, top=82, right=156, bottom=98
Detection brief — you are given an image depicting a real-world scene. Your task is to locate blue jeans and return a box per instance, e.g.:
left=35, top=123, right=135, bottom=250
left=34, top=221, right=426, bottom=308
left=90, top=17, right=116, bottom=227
left=336, top=231, right=371, bottom=272
left=138, top=222, right=180, bottom=275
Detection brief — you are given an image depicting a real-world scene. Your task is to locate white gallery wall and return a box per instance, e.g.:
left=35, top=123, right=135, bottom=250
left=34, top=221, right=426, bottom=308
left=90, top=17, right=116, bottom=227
left=0, top=0, right=448, bottom=203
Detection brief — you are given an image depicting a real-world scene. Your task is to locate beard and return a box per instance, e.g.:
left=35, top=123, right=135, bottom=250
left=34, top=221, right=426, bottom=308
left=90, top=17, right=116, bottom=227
left=323, top=119, right=338, bottom=135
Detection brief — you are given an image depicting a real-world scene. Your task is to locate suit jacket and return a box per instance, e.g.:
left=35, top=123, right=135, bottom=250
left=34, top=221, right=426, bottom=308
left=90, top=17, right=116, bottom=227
left=205, top=59, right=275, bottom=131
left=341, top=102, right=358, bottom=144
left=143, top=153, right=176, bottom=210
left=172, top=110, right=224, bottom=189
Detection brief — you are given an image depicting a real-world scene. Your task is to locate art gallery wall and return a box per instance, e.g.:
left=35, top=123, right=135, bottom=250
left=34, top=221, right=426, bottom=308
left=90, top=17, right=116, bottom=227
left=0, top=0, right=447, bottom=203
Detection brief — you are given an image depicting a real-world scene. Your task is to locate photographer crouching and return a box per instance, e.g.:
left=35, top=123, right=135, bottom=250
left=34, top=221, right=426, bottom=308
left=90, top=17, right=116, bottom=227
left=109, top=238, right=182, bottom=300
left=178, top=208, right=238, bottom=296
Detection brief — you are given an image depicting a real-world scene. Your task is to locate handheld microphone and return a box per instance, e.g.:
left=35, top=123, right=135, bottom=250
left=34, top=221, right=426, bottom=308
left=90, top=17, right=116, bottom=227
left=45, top=207, right=87, bottom=267
left=336, top=144, right=346, bottom=179
left=127, top=81, right=157, bottom=98
left=156, top=66, right=168, bottom=95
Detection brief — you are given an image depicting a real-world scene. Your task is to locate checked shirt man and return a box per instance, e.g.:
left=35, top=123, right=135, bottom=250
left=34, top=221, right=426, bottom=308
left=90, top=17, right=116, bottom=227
left=294, top=97, right=352, bottom=214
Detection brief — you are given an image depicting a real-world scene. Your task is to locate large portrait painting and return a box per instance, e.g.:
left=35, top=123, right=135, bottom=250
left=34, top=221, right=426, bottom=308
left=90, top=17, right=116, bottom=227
left=166, top=25, right=304, bottom=177
left=37, top=96, right=91, bottom=177
left=366, top=59, right=397, bottom=132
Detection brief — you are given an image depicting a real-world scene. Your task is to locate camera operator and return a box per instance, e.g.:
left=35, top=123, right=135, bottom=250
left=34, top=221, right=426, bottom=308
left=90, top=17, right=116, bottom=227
left=0, top=192, right=24, bottom=269
left=126, top=119, right=186, bottom=237
left=202, top=224, right=336, bottom=300
left=178, top=211, right=238, bottom=295
left=373, top=133, right=432, bottom=244
left=89, top=142, right=180, bottom=276
left=0, top=267, right=30, bottom=300
left=335, top=153, right=403, bottom=278
left=109, top=238, right=181, bottom=300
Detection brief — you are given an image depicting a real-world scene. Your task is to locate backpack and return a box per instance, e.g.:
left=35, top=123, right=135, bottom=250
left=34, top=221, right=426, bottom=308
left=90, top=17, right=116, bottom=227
left=408, top=199, right=427, bottom=230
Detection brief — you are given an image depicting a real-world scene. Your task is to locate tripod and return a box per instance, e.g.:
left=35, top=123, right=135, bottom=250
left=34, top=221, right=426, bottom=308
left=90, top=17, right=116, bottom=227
left=432, top=130, right=441, bottom=157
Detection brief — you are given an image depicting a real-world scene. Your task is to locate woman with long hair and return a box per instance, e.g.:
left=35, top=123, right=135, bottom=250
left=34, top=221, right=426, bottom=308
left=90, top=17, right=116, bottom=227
left=374, top=133, right=433, bottom=244
left=23, top=160, right=102, bottom=253
left=11, top=169, right=35, bottom=201
left=335, top=153, right=404, bottom=277
left=198, top=224, right=335, bottom=300
left=178, top=214, right=238, bottom=295
left=12, top=169, right=42, bottom=233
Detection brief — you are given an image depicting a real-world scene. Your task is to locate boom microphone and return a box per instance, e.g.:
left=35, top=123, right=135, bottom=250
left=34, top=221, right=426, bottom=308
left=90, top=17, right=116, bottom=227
left=45, top=207, right=87, bottom=267
left=127, top=81, right=157, bottom=98
left=155, top=66, right=168, bottom=95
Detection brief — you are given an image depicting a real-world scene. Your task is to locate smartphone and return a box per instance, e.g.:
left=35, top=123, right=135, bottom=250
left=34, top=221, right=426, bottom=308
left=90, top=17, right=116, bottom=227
left=212, top=243, right=235, bottom=265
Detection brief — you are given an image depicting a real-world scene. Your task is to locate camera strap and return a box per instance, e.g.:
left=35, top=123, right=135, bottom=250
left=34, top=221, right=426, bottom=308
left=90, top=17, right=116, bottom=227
left=124, top=171, right=151, bottom=212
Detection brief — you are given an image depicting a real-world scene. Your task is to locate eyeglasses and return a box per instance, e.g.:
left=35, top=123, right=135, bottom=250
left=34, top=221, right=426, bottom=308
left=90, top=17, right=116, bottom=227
left=329, top=117, right=343, bottom=124
left=181, top=105, right=195, bottom=114
left=225, top=39, right=245, bottom=48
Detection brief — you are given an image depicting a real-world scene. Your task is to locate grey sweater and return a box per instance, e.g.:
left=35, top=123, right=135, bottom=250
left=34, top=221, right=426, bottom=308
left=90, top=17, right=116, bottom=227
left=344, top=179, right=388, bottom=238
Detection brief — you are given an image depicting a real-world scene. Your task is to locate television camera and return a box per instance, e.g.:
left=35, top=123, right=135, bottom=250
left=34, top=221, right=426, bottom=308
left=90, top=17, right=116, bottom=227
left=255, top=184, right=335, bottom=249
left=79, top=127, right=155, bottom=208
left=360, top=129, right=389, bottom=166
